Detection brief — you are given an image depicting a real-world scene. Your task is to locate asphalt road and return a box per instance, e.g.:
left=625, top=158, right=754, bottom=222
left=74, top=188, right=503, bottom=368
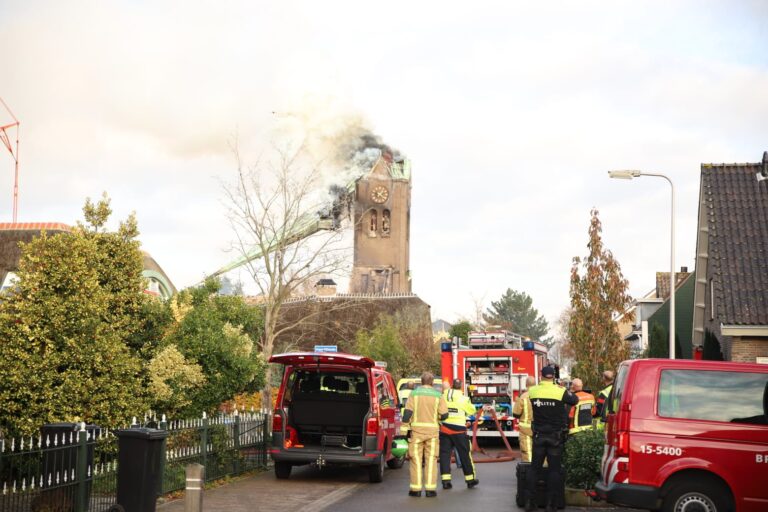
left=158, top=444, right=642, bottom=511
left=289, top=451, right=639, bottom=512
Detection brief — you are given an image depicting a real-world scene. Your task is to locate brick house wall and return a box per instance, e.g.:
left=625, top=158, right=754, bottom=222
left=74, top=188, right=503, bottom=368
left=730, top=336, right=768, bottom=363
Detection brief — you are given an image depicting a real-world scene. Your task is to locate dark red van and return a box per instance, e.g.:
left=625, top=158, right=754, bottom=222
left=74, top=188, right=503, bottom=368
left=268, top=352, right=404, bottom=483
left=596, top=359, right=768, bottom=512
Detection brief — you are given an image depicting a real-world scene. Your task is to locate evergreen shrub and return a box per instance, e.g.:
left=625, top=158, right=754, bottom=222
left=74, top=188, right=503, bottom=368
left=563, top=429, right=604, bottom=489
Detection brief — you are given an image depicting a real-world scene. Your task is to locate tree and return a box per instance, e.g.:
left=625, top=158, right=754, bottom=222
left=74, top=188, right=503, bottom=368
left=162, top=280, right=266, bottom=415
left=395, top=308, right=441, bottom=378
left=647, top=323, right=668, bottom=359
left=218, top=276, right=244, bottom=296
left=355, top=311, right=439, bottom=382
left=550, top=308, right=575, bottom=368
left=449, top=321, right=472, bottom=343
left=484, top=288, right=552, bottom=346
left=354, top=316, right=410, bottom=381
left=0, top=195, right=149, bottom=436
left=567, top=209, right=633, bottom=391
left=647, top=322, right=683, bottom=359
left=224, top=144, right=355, bottom=407
left=469, top=293, right=487, bottom=329
left=147, top=344, right=206, bottom=415
left=702, top=330, right=724, bottom=361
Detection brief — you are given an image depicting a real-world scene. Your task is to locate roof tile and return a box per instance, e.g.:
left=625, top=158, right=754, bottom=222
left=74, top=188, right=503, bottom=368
left=702, top=160, right=768, bottom=325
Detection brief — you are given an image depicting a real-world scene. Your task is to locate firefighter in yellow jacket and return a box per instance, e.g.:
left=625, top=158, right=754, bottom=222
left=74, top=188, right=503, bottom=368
left=595, top=370, right=614, bottom=431
left=401, top=371, right=449, bottom=497
left=512, top=376, right=536, bottom=462
left=439, top=379, right=479, bottom=489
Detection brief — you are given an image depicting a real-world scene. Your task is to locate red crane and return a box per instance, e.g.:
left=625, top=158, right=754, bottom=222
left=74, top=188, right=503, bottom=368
left=0, top=97, right=20, bottom=222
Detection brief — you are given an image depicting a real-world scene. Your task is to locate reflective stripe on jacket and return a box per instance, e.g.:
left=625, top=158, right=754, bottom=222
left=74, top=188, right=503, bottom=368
left=403, top=385, right=448, bottom=435
left=528, top=380, right=578, bottom=434
left=596, top=384, right=613, bottom=422
left=512, top=391, right=533, bottom=433
left=568, top=390, right=596, bottom=434
left=441, top=388, right=476, bottom=431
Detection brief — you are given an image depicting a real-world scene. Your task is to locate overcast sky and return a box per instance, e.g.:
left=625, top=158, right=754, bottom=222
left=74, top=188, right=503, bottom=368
left=2, top=1, right=767, bottom=332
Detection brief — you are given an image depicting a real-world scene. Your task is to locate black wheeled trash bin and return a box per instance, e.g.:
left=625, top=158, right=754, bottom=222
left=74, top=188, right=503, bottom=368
left=114, top=427, right=168, bottom=512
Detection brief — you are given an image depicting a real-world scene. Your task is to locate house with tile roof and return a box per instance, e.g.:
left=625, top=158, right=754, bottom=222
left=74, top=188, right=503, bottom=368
left=619, top=269, right=692, bottom=356
left=646, top=271, right=695, bottom=358
left=0, top=222, right=176, bottom=299
left=691, top=152, right=768, bottom=362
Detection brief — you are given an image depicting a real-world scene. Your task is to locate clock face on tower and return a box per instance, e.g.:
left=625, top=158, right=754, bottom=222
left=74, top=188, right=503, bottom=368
left=370, top=185, right=389, bottom=204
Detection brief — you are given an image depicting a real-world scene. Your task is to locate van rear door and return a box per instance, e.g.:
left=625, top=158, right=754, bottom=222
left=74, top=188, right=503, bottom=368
left=270, top=352, right=376, bottom=368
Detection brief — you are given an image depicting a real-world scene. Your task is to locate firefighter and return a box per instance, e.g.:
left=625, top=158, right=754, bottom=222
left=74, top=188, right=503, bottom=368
left=512, top=376, right=536, bottom=462
left=439, top=379, right=479, bottom=490
left=525, top=366, right=578, bottom=512
left=401, top=371, right=449, bottom=497
left=595, top=370, right=614, bottom=429
left=567, top=378, right=596, bottom=435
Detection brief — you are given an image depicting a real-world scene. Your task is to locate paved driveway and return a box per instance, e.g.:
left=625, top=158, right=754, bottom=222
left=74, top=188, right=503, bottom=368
left=157, top=457, right=640, bottom=512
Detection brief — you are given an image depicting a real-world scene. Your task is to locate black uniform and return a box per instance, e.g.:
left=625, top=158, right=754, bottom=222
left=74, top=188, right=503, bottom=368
left=526, top=379, right=578, bottom=508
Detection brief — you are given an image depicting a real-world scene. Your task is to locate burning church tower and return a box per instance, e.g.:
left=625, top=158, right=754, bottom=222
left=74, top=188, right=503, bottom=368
left=349, top=151, right=412, bottom=294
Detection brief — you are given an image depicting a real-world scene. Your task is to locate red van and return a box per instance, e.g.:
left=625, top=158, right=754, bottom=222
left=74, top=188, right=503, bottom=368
left=596, top=359, right=768, bottom=512
left=268, top=352, right=404, bottom=483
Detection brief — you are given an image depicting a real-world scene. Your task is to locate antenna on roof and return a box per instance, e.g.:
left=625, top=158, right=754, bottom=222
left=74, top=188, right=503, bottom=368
left=758, top=151, right=768, bottom=183
left=0, top=98, right=20, bottom=222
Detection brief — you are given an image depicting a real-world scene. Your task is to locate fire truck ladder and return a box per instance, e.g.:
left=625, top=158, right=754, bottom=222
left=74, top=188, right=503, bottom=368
left=205, top=181, right=355, bottom=282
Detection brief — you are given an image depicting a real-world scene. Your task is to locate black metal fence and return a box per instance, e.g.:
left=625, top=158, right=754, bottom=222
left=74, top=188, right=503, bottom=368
left=0, top=411, right=270, bottom=511
left=160, top=411, right=271, bottom=494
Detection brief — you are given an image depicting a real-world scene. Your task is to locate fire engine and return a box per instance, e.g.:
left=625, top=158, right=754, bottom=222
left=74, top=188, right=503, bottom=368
left=440, top=330, right=549, bottom=438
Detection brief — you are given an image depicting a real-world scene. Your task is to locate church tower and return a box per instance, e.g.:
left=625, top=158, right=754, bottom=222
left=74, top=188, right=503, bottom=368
left=349, top=153, right=411, bottom=294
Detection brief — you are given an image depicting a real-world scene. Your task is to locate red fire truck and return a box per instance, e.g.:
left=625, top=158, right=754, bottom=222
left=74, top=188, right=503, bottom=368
left=440, top=330, right=549, bottom=438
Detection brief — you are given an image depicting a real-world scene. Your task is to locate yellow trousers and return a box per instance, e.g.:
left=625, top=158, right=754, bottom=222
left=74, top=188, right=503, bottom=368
left=519, top=432, right=533, bottom=462
left=409, top=431, right=439, bottom=491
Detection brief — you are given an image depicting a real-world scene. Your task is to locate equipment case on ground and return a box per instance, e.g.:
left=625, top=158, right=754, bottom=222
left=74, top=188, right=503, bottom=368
left=515, top=462, right=565, bottom=509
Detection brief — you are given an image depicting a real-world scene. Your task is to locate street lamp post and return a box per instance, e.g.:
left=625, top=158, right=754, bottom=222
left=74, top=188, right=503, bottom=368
left=608, top=170, right=676, bottom=359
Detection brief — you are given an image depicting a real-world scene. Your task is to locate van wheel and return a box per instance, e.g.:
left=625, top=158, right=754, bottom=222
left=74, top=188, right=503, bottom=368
left=274, top=462, right=292, bottom=479
left=369, top=455, right=385, bottom=483
left=387, top=454, right=405, bottom=469
left=661, top=478, right=733, bottom=512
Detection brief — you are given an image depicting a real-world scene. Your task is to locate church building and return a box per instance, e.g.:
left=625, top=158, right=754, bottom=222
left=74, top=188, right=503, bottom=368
left=349, top=152, right=412, bottom=294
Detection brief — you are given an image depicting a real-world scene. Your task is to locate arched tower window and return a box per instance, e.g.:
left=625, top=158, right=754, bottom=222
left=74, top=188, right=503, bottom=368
left=369, top=210, right=378, bottom=235
left=382, top=209, right=391, bottom=235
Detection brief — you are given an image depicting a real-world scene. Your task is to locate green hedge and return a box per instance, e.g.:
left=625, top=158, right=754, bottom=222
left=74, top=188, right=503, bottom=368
left=563, top=429, right=604, bottom=489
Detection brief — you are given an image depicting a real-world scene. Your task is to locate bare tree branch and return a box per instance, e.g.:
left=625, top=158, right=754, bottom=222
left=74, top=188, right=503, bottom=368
left=223, top=142, right=365, bottom=405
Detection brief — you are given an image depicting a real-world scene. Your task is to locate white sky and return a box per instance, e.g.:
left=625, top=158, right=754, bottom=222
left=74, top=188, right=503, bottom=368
left=2, top=0, right=767, bottom=332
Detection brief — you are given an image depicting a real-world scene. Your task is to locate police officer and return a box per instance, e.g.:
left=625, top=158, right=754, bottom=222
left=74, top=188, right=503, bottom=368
left=439, top=379, right=479, bottom=490
left=595, top=370, right=614, bottom=429
left=512, top=376, right=536, bottom=462
left=401, top=371, right=449, bottom=497
left=525, top=365, right=578, bottom=512
left=568, top=378, right=596, bottom=435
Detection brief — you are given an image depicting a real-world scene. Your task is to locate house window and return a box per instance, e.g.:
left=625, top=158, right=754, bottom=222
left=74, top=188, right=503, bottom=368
left=709, top=279, right=714, bottom=320
left=382, top=209, right=391, bottom=236
left=1, top=272, right=18, bottom=293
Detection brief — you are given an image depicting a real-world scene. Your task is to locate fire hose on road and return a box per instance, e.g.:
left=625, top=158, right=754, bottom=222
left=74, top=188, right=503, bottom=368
left=401, top=405, right=519, bottom=464
left=469, top=405, right=517, bottom=463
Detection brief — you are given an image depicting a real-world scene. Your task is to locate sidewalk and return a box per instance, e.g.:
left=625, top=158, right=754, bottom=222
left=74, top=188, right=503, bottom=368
left=156, top=467, right=362, bottom=512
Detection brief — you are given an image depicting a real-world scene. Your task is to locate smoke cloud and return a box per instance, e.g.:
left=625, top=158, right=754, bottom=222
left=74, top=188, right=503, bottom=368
left=271, top=96, right=404, bottom=203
